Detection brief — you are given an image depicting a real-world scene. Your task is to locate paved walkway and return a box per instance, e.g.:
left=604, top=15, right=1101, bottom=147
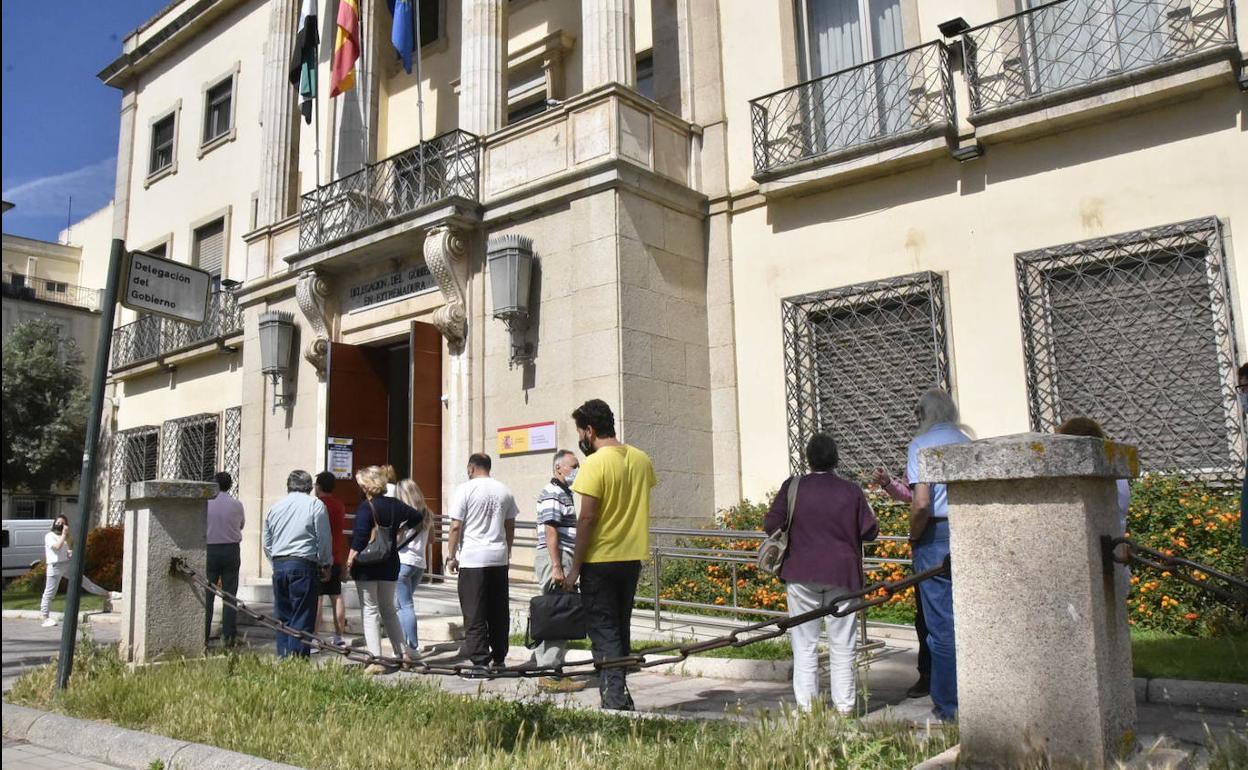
left=1, top=615, right=120, bottom=693
left=2, top=737, right=125, bottom=770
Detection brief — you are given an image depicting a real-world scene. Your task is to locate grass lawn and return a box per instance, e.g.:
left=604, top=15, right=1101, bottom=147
left=1, top=582, right=105, bottom=614
left=9, top=646, right=957, bottom=770
left=1130, top=630, right=1248, bottom=684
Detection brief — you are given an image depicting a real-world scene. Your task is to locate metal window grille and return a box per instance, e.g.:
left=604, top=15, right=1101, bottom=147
left=160, top=414, right=220, bottom=482
left=222, top=406, right=242, bottom=498
left=108, top=426, right=160, bottom=525
left=750, top=41, right=953, bottom=176
left=963, top=0, right=1236, bottom=116
left=1016, top=216, right=1243, bottom=478
left=782, top=271, right=952, bottom=477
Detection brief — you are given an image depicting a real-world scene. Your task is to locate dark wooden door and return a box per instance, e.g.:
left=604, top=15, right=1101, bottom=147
left=409, top=322, right=444, bottom=571
left=326, top=342, right=390, bottom=517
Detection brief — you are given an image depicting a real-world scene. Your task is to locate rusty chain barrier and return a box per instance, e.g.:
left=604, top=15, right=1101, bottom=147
left=1105, top=536, right=1248, bottom=610
left=172, top=555, right=950, bottom=679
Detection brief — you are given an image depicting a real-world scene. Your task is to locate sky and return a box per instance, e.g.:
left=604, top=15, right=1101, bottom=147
left=2, top=1, right=170, bottom=243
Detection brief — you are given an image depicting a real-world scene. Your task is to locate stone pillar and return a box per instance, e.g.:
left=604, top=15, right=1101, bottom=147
left=117, top=481, right=217, bottom=664
left=257, top=0, right=300, bottom=226
left=582, top=0, right=636, bottom=90
left=459, top=0, right=507, bottom=136
left=918, top=433, right=1139, bottom=769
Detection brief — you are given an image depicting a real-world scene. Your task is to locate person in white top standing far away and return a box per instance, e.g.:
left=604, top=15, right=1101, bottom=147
left=40, top=515, right=120, bottom=627
left=446, top=453, right=518, bottom=667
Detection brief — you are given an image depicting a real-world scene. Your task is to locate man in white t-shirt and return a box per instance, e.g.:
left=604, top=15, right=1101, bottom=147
left=446, top=453, right=518, bottom=666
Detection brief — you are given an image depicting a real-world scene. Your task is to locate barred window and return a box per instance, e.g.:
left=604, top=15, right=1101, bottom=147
left=160, top=414, right=220, bottom=482
left=222, top=406, right=242, bottom=498
left=782, top=271, right=952, bottom=477
left=122, top=427, right=160, bottom=483
left=1016, top=216, right=1242, bottom=477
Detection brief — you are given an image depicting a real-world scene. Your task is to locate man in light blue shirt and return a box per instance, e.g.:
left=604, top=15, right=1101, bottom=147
left=906, top=389, right=971, bottom=723
left=262, top=470, right=332, bottom=657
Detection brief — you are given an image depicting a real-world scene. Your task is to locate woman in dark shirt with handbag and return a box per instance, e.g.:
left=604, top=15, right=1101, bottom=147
left=347, top=465, right=425, bottom=674
left=764, top=433, right=878, bottom=714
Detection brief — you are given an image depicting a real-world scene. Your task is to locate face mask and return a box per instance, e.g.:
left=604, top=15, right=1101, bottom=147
left=578, top=437, right=595, bottom=456
left=565, top=468, right=579, bottom=484
left=52, top=524, right=64, bottom=534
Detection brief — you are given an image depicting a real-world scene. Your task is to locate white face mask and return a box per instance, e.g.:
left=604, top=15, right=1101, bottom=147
left=565, top=467, right=579, bottom=484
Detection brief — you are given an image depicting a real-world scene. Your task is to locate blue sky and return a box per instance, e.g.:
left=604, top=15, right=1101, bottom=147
left=2, top=1, right=169, bottom=242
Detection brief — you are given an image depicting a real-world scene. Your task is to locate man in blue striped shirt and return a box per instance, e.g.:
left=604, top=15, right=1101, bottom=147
left=530, top=449, right=585, bottom=692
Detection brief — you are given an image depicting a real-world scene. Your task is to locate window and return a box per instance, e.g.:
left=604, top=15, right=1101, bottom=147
left=782, top=272, right=951, bottom=476
left=203, top=77, right=233, bottom=144
left=506, top=68, right=549, bottom=125
left=146, top=242, right=168, bottom=259
left=418, top=0, right=439, bottom=47
left=161, top=415, right=219, bottom=482
left=193, top=218, right=225, bottom=279
left=121, top=427, right=160, bottom=484
left=45, top=281, right=67, bottom=293
left=150, top=113, right=176, bottom=175
left=1016, top=217, right=1242, bottom=476
left=636, top=53, right=655, bottom=101
left=12, top=498, right=51, bottom=519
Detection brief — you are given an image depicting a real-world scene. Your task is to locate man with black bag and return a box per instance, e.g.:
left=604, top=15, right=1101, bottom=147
left=529, top=449, right=588, bottom=693
left=564, top=399, right=657, bottom=711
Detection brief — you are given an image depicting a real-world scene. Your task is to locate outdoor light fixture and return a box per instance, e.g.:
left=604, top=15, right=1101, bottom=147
left=258, top=309, right=295, bottom=409
left=938, top=17, right=970, bottom=37
left=487, top=234, right=536, bottom=367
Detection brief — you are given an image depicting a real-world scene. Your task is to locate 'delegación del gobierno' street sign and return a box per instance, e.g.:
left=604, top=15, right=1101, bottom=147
left=120, top=250, right=212, bottom=324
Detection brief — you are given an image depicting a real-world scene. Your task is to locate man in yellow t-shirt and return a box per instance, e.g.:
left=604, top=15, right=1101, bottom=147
left=566, top=398, right=656, bottom=710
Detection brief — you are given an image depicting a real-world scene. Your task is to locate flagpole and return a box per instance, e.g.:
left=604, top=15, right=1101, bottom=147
left=413, top=0, right=425, bottom=201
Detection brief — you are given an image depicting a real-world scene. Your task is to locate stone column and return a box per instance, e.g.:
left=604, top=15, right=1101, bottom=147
left=918, top=433, right=1138, bottom=769
left=582, top=0, right=636, bottom=90
left=117, top=481, right=217, bottom=664
left=257, top=0, right=300, bottom=226
left=459, top=0, right=507, bottom=136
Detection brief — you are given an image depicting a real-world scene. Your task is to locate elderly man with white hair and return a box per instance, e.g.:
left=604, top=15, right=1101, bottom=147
left=262, top=469, right=333, bottom=658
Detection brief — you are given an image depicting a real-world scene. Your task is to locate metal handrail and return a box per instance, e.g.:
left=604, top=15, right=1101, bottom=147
left=962, top=0, right=1237, bottom=115
left=2, top=270, right=101, bottom=311
left=110, top=289, right=242, bottom=370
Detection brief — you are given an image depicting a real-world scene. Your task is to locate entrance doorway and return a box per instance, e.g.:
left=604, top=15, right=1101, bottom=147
left=326, top=322, right=443, bottom=538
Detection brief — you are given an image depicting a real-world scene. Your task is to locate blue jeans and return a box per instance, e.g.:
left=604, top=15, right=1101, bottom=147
left=913, top=519, right=957, bottom=720
left=272, top=558, right=320, bottom=658
left=395, top=564, right=425, bottom=650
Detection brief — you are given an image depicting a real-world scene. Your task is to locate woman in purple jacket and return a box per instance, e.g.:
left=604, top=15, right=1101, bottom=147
left=764, top=433, right=879, bottom=713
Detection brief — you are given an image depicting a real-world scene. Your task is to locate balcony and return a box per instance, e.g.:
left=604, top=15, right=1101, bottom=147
left=2, top=271, right=100, bottom=312
left=110, top=289, right=242, bottom=371
left=749, top=41, right=954, bottom=181
left=297, top=129, right=480, bottom=253
left=964, top=0, right=1238, bottom=119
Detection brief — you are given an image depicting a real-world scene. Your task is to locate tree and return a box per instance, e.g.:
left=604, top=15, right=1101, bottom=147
left=2, top=319, right=89, bottom=492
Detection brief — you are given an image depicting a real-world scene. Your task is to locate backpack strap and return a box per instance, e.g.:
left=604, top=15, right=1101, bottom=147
left=782, top=475, right=801, bottom=533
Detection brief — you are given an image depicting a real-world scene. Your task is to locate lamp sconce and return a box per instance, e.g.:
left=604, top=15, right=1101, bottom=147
left=487, top=234, right=536, bottom=368
left=258, top=309, right=296, bottom=410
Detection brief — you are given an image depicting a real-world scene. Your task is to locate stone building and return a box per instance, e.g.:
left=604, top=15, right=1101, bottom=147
left=97, top=0, right=1248, bottom=584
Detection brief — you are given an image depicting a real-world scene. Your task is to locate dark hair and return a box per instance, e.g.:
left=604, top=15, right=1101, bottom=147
left=214, top=472, right=233, bottom=493
left=468, top=453, right=492, bottom=473
left=1056, top=416, right=1106, bottom=439
left=571, top=399, right=616, bottom=438
left=315, top=471, right=336, bottom=492
left=1239, top=363, right=1248, bottom=381
left=805, top=433, right=838, bottom=472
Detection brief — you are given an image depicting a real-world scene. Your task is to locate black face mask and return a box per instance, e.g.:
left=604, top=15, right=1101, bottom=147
left=52, top=524, right=64, bottom=534
left=578, top=437, right=595, bottom=456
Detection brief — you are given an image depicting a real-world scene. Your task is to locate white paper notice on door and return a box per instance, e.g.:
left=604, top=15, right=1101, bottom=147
left=327, top=437, right=354, bottom=479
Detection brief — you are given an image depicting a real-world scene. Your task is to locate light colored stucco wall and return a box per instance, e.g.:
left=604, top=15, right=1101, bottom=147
left=1, top=235, right=82, bottom=284
left=729, top=85, right=1248, bottom=501
left=115, top=355, right=243, bottom=433
left=60, top=203, right=115, bottom=291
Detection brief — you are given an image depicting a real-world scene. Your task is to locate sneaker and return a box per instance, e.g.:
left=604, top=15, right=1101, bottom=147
left=108, top=591, right=123, bottom=601
left=537, top=676, right=588, bottom=693
left=906, top=677, right=930, bottom=698
left=41, top=618, right=57, bottom=628
left=331, top=636, right=346, bottom=648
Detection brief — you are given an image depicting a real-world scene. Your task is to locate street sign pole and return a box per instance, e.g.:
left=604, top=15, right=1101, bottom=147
left=56, top=237, right=126, bottom=690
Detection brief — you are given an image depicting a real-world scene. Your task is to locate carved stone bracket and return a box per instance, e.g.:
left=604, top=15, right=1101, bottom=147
left=295, top=270, right=332, bottom=374
left=424, top=225, right=469, bottom=353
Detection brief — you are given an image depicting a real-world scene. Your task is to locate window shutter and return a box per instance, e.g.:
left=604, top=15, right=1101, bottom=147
left=194, top=219, right=225, bottom=277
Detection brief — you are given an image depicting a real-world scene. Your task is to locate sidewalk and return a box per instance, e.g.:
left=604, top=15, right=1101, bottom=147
left=3, top=737, right=125, bottom=770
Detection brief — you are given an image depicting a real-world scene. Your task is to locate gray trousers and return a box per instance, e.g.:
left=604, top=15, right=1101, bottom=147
left=531, top=546, right=575, bottom=668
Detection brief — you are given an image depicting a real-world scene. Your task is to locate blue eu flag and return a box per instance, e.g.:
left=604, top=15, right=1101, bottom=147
left=391, top=0, right=415, bottom=74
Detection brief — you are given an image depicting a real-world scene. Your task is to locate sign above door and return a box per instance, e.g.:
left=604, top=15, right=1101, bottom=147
left=343, top=263, right=437, bottom=313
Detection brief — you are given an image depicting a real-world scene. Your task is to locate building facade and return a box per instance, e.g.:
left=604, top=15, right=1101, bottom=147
left=97, top=0, right=1248, bottom=584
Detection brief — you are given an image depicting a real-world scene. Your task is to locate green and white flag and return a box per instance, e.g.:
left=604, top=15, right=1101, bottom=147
left=289, top=0, right=319, bottom=124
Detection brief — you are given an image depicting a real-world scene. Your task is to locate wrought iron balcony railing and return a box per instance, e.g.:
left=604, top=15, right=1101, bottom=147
left=750, top=41, right=953, bottom=177
left=964, top=0, right=1237, bottom=116
left=110, top=289, right=242, bottom=370
left=2, top=270, right=101, bottom=311
left=298, top=129, right=480, bottom=251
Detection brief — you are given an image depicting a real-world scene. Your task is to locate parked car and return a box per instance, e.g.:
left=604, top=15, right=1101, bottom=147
left=2, top=519, right=51, bottom=579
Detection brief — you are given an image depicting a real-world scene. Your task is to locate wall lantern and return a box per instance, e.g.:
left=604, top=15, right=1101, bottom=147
left=487, top=234, right=536, bottom=367
left=258, top=309, right=295, bottom=409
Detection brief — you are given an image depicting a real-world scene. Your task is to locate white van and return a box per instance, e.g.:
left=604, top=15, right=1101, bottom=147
left=2, top=519, right=51, bottom=579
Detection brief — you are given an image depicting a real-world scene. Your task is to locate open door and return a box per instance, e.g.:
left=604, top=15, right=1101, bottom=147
left=410, top=322, right=444, bottom=572
left=326, top=342, right=390, bottom=517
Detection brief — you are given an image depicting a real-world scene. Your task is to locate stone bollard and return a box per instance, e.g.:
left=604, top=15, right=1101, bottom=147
left=116, top=480, right=217, bottom=664
left=919, top=433, right=1138, bottom=770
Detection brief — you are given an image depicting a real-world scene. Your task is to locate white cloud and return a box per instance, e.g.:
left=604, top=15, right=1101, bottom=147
left=2, top=157, right=116, bottom=218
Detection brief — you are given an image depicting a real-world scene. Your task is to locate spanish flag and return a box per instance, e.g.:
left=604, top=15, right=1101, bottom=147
left=330, top=0, right=360, bottom=97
